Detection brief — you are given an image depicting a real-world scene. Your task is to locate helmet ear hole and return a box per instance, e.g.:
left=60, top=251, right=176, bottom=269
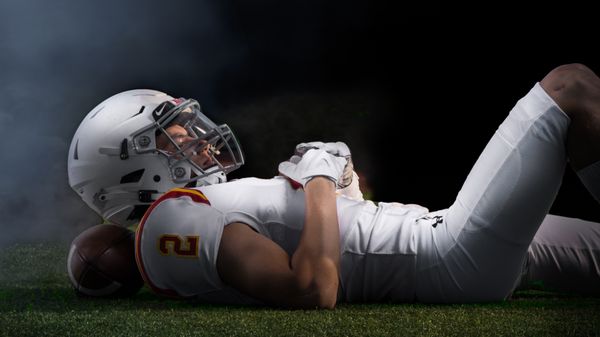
left=153, top=175, right=161, bottom=182
left=120, top=169, right=145, bottom=184
left=126, top=205, right=150, bottom=221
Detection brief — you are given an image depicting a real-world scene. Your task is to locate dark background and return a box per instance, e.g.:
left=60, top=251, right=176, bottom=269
left=1, top=0, right=598, bottom=246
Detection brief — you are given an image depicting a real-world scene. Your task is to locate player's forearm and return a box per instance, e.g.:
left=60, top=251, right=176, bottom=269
left=301, top=177, right=341, bottom=259
left=291, top=177, right=340, bottom=308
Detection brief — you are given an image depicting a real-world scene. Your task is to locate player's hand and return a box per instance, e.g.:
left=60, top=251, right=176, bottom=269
left=294, top=141, right=353, bottom=189
left=278, top=148, right=347, bottom=188
left=295, top=141, right=350, bottom=158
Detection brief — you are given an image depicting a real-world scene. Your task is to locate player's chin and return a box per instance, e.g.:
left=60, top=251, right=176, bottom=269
left=193, top=155, right=214, bottom=169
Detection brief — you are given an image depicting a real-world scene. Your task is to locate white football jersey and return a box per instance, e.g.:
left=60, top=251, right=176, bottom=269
left=135, top=176, right=429, bottom=303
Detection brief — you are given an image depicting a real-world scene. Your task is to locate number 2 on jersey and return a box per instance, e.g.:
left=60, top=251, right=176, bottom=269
left=158, top=234, right=200, bottom=257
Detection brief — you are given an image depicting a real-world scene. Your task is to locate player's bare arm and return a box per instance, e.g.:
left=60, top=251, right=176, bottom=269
left=217, top=177, right=340, bottom=309
left=291, top=177, right=340, bottom=308
left=217, top=149, right=346, bottom=309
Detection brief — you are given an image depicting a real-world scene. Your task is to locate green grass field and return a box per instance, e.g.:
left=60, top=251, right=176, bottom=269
left=1, top=243, right=599, bottom=337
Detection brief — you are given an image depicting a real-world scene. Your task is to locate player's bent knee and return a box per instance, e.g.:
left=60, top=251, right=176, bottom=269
left=540, top=63, right=598, bottom=117
left=543, top=63, right=594, bottom=85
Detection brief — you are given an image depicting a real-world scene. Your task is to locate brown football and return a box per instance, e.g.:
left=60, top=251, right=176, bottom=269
left=67, top=223, right=144, bottom=297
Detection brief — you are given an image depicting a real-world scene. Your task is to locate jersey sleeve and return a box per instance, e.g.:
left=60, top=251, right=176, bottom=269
left=135, top=188, right=227, bottom=298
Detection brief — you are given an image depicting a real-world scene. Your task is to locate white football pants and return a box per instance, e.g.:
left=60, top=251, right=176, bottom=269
left=414, top=83, right=580, bottom=302
left=517, top=214, right=600, bottom=295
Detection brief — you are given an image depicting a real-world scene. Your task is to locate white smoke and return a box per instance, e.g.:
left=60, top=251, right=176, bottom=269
left=0, top=0, right=241, bottom=246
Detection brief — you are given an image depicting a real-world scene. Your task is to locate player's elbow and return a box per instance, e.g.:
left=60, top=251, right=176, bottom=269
left=293, top=257, right=339, bottom=309
left=313, top=281, right=338, bottom=309
left=297, top=276, right=338, bottom=309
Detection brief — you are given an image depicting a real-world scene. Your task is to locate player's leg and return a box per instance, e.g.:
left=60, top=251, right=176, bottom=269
left=415, top=64, right=599, bottom=303
left=521, top=65, right=600, bottom=294
left=515, top=214, right=600, bottom=296
left=518, top=66, right=600, bottom=296
left=544, top=65, right=600, bottom=203
left=542, top=63, right=600, bottom=171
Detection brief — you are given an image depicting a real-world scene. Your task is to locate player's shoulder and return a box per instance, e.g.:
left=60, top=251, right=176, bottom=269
left=139, top=187, right=225, bottom=241
left=141, top=187, right=216, bottom=227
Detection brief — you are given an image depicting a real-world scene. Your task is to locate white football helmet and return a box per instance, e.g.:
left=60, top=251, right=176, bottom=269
left=68, top=89, right=244, bottom=226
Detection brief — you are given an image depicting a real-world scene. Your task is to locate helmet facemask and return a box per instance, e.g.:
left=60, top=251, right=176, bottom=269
left=131, top=99, right=244, bottom=186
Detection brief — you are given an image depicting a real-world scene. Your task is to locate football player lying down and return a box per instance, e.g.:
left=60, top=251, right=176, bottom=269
left=68, top=63, right=600, bottom=308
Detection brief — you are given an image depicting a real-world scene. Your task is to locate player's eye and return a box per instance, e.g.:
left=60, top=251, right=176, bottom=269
left=172, top=135, right=187, bottom=145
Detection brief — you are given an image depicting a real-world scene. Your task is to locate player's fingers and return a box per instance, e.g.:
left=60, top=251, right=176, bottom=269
left=278, top=160, right=292, bottom=172
left=278, top=161, right=303, bottom=189
left=335, top=141, right=351, bottom=157
left=295, top=141, right=325, bottom=156
left=278, top=161, right=296, bottom=177
left=332, top=155, right=349, bottom=174
left=338, top=157, right=354, bottom=188
left=289, top=155, right=302, bottom=164
left=324, top=141, right=350, bottom=157
left=297, top=141, right=325, bottom=149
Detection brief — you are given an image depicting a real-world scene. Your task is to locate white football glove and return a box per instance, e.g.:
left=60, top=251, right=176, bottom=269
left=278, top=148, right=347, bottom=188
left=294, top=141, right=354, bottom=189
left=295, top=141, right=351, bottom=158
left=337, top=171, right=364, bottom=201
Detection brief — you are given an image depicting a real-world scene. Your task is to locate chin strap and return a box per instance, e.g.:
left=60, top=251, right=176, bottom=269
left=97, top=172, right=226, bottom=204
left=192, top=171, right=227, bottom=186
left=97, top=190, right=162, bottom=203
